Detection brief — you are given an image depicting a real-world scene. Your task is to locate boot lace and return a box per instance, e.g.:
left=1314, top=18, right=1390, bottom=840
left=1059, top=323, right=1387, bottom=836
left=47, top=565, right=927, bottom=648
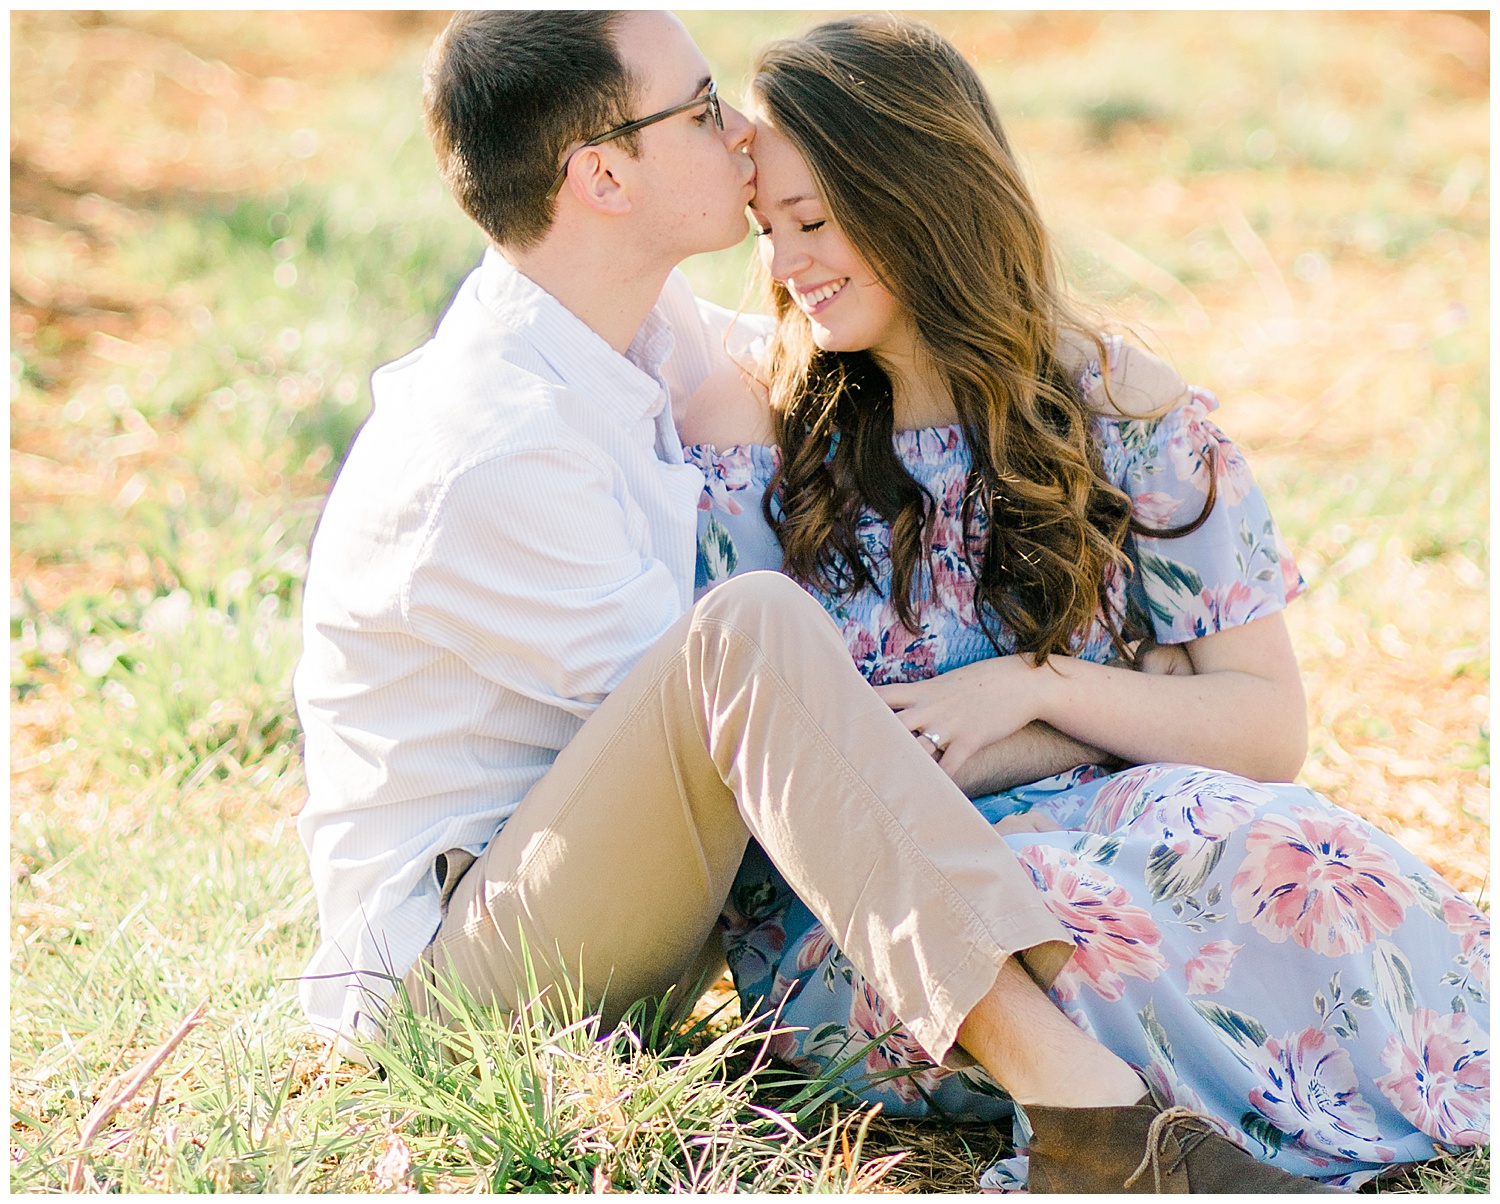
left=1123, top=1105, right=1231, bottom=1192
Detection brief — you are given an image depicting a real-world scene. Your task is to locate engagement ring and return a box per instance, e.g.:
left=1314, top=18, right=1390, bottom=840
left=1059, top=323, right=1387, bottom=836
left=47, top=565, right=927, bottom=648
left=919, top=729, right=947, bottom=751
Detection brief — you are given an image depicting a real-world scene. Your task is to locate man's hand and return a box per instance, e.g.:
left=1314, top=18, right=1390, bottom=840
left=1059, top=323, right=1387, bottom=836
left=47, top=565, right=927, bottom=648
left=991, top=810, right=1066, bottom=837
left=1136, top=639, right=1194, bottom=676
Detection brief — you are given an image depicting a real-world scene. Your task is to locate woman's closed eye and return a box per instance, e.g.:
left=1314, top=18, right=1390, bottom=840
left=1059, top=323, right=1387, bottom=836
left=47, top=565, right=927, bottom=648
left=753, top=220, right=827, bottom=237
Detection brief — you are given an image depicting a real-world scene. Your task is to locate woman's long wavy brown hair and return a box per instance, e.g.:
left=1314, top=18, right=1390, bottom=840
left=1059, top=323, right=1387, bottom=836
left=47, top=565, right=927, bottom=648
left=752, top=15, right=1205, bottom=663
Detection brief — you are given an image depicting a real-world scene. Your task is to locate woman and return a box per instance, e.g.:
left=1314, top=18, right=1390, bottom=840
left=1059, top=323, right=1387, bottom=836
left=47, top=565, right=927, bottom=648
left=679, top=15, right=1489, bottom=1193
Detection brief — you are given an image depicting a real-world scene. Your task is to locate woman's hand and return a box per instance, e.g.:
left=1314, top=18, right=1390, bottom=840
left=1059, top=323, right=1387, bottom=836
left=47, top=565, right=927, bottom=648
left=873, top=656, right=1047, bottom=780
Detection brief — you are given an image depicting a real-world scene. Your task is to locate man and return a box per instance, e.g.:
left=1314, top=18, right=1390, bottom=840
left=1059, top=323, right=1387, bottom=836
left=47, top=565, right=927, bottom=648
left=294, top=11, right=1328, bottom=1193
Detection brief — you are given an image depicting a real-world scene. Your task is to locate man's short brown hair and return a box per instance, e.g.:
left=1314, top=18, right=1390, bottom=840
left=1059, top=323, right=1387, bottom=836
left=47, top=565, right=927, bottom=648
left=422, top=10, right=638, bottom=250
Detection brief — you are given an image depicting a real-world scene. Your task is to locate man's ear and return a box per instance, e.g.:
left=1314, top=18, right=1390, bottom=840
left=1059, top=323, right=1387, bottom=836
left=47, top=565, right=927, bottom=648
left=562, top=146, right=633, bottom=217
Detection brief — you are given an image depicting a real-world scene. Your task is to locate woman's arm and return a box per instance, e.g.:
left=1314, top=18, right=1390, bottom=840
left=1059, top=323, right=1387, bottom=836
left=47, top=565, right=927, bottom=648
left=1037, top=613, right=1307, bottom=781
left=877, top=612, right=1307, bottom=784
left=947, top=643, right=1190, bottom=794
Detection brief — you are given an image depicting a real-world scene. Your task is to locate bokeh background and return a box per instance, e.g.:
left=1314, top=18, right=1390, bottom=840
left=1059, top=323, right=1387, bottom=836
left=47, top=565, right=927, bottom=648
left=11, top=10, right=1488, bottom=1193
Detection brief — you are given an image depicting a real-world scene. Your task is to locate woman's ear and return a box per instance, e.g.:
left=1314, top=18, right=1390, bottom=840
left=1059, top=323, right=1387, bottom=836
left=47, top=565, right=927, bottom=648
left=560, top=146, right=633, bottom=217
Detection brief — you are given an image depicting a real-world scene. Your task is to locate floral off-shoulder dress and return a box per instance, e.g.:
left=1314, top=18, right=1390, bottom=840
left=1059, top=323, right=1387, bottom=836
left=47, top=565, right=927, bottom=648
left=684, top=383, right=1490, bottom=1191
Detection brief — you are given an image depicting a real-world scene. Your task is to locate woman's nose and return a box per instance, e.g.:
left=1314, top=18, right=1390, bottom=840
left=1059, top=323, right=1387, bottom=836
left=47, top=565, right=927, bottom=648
left=767, top=238, right=812, bottom=284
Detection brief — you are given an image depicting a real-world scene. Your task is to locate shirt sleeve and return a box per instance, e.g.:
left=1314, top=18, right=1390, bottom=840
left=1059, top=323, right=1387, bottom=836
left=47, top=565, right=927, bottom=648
left=1098, top=389, right=1307, bottom=645
left=404, top=445, right=686, bottom=715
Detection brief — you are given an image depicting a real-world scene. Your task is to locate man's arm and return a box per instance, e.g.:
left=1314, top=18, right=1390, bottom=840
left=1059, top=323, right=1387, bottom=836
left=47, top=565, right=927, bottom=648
left=950, top=722, right=1116, bottom=797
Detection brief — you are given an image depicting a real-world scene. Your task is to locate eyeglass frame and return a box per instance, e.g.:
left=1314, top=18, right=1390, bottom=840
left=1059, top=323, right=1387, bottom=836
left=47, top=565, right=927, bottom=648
left=545, top=80, right=723, bottom=202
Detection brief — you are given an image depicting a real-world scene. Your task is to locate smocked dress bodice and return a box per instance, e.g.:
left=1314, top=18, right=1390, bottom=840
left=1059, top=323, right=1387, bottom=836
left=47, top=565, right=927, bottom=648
left=686, top=387, right=1305, bottom=683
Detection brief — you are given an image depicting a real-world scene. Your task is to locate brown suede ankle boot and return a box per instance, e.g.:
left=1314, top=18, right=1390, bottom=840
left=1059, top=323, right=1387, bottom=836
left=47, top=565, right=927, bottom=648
left=1024, top=1091, right=1344, bottom=1193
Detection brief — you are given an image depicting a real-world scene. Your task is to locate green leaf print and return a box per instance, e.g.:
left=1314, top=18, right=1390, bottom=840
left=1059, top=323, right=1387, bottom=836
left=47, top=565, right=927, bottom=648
left=1136, top=548, right=1206, bottom=626
left=1192, top=1000, right=1270, bottom=1058
left=1138, top=998, right=1175, bottom=1069
left=699, top=514, right=738, bottom=584
left=1405, top=872, right=1448, bottom=923
left=805, top=1021, right=856, bottom=1063
left=1371, top=940, right=1418, bottom=1034
left=1146, top=838, right=1224, bottom=901
left=1240, top=1112, right=1287, bottom=1156
left=1116, top=417, right=1161, bottom=459
left=1071, top=833, right=1122, bottom=865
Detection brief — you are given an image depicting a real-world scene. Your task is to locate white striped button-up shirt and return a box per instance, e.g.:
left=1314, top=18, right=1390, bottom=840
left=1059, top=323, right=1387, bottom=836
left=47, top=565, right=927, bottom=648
left=294, top=248, right=759, bottom=1045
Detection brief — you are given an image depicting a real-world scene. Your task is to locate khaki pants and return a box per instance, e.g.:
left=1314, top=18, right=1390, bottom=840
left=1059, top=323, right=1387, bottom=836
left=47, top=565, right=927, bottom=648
left=404, top=571, right=1071, bottom=1064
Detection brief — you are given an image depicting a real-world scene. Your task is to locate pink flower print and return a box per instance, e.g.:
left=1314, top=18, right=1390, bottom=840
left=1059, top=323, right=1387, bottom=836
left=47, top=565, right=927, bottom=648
left=929, top=473, right=979, bottom=623
left=794, top=927, right=837, bottom=975
left=685, top=444, right=756, bottom=516
left=1131, top=490, right=1185, bottom=528
left=1248, top=1027, right=1382, bottom=1154
left=1084, top=764, right=1182, bottom=834
left=715, top=445, right=757, bottom=489
left=1231, top=804, right=1415, bottom=956
left=1164, top=395, right=1253, bottom=509
left=1442, top=895, right=1491, bottom=988
left=1194, top=580, right=1263, bottom=630
left=842, top=620, right=881, bottom=681
left=1019, top=844, right=1167, bottom=1001
left=929, top=550, right=978, bottom=627
left=1128, top=770, right=1269, bottom=844
left=1184, top=939, right=1243, bottom=994
left=848, top=978, right=945, bottom=1103
left=764, top=1022, right=818, bottom=1074
left=1375, top=1008, right=1490, bottom=1147
left=867, top=623, right=937, bottom=686
left=1273, top=527, right=1306, bottom=600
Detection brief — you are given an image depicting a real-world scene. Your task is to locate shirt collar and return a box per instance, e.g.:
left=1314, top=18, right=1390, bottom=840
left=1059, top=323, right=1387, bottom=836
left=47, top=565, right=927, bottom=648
left=476, top=247, right=675, bottom=423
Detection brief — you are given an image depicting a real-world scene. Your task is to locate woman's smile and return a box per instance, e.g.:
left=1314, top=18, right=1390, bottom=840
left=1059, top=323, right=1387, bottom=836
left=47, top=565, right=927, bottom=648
left=790, top=277, right=848, bottom=315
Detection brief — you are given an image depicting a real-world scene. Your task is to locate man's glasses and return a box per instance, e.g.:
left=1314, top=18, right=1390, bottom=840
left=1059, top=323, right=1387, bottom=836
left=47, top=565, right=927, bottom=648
left=546, top=81, right=723, bottom=202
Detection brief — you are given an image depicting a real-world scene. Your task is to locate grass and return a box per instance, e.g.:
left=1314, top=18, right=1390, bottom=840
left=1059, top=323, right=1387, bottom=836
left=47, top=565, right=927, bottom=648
left=10, top=10, right=1488, bottom=1193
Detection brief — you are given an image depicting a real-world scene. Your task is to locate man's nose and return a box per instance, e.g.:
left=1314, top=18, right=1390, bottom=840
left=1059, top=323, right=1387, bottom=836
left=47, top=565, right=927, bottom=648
left=719, top=99, right=754, bottom=154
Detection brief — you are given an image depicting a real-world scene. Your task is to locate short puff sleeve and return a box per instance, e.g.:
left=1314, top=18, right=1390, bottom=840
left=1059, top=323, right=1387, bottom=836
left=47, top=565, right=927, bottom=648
left=1096, top=389, right=1306, bottom=645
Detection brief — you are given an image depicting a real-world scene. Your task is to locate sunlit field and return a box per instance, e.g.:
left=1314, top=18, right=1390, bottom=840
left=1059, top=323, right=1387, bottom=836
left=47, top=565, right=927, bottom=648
left=11, top=10, right=1487, bottom=1192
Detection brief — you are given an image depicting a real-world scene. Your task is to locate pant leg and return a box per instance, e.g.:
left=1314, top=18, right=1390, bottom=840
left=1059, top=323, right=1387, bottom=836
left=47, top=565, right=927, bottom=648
left=405, top=571, right=1072, bottom=1063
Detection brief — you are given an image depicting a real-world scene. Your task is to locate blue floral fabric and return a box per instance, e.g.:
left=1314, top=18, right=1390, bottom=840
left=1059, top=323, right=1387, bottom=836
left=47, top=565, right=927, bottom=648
left=683, top=386, right=1489, bottom=1190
